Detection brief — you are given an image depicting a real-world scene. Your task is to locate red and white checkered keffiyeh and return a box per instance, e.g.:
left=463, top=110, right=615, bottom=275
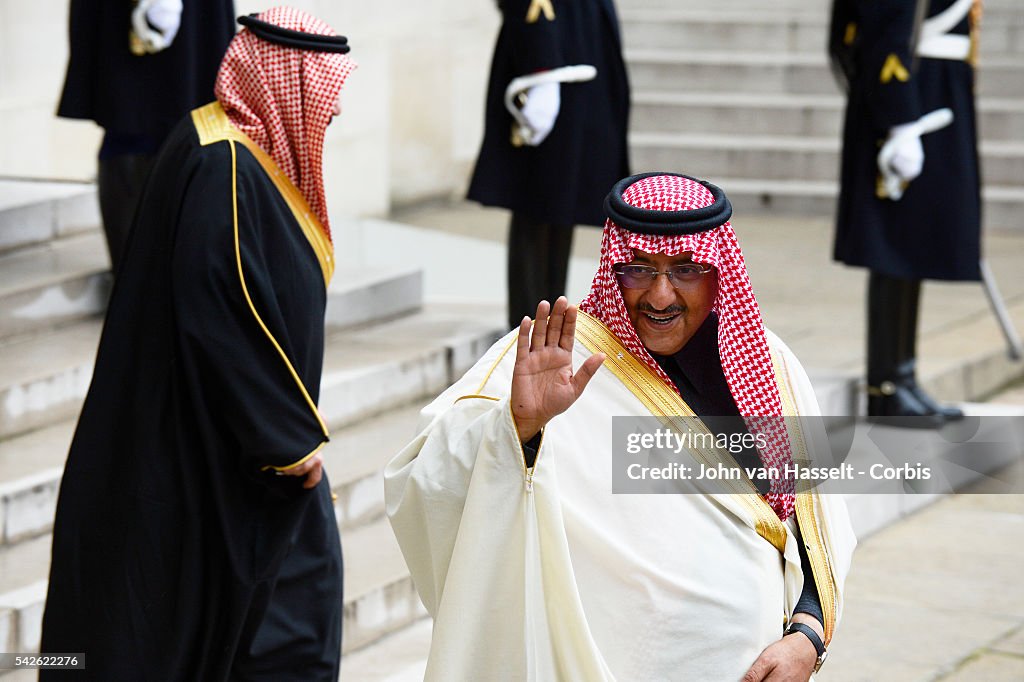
left=579, top=174, right=795, bottom=519
left=214, top=7, right=356, bottom=241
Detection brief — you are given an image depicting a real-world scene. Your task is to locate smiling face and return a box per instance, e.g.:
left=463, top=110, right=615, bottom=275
left=618, top=249, right=719, bottom=356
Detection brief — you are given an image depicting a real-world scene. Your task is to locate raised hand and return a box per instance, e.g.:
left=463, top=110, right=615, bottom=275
left=510, top=297, right=605, bottom=442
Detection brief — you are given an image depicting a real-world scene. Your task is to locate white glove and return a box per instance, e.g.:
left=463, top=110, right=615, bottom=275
left=519, top=81, right=560, bottom=146
left=885, top=122, right=925, bottom=182
left=132, top=0, right=183, bottom=54
left=876, top=109, right=952, bottom=200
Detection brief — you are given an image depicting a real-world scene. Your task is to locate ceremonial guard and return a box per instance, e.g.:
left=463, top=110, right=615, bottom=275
left=830, top=0, right=983, bottom=424
left=57, top=0, right=236, bottom=272
left=468, top=0, right=631, bottom=329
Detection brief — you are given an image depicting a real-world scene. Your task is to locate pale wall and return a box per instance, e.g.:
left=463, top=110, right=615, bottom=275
left=0, top=0, right=500, bottom=217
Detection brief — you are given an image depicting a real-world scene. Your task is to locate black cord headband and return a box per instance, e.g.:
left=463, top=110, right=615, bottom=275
left=603, top=172, right=733, bottom=235
left=238, top=14, right=351, bottom=53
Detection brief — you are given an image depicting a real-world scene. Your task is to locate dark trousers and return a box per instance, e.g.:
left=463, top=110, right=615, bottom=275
left=98, top=153, right=157, bottom=274
left=865, top=270, right=961, bottom=421
left=866, top=270, right=922, bottom=387
left=507, top=212, right=574, bottom=329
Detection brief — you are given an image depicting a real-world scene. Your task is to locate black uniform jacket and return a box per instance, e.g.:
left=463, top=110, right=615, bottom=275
left=832, top=0, right=981, bottom=281
left=57, top=0, right=235, bottom=138
left=468, top=0, right=631, bottom=227
left=40, top=102, right=342, bottom=680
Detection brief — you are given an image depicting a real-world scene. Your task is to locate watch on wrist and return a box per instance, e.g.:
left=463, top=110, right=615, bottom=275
left=785, top=620, right=828, bottom=672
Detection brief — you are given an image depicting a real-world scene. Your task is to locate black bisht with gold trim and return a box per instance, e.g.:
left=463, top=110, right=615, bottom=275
left=40, top=103, right=343, bottom=680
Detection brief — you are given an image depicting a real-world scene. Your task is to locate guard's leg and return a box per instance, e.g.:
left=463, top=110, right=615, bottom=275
left=545, top=219, right=574, bottom=304
left=897, top=278, right=965, bottom=420
left=866, top=271, right=944, bottom=427
left=507, top=212, right=574, bottom=329
left=97, top=152, right=156, bottom=274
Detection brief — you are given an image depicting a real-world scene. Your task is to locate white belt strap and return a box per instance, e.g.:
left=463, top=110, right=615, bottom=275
left=916, top=0, right=973, bottom=60
left=917, top=34, right=971, bottom=60
left=921, top=0, right=973, bottom=39
left=504, top=65, right=598, bottom=115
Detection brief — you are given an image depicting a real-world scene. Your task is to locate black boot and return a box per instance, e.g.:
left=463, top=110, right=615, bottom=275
left=866, top=272, right=946, bottom=428
left=896, top=277, right=965, bottom=421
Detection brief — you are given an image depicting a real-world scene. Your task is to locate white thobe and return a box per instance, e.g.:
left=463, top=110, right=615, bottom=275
left=385, top=312, right=855, bottom=680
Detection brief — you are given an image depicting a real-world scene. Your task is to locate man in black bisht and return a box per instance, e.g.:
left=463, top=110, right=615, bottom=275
left=830, top=0, right=981, bottom=426
left=41, top=8, right=356, bottom=680
left=468, top=0, right=631, bottom=329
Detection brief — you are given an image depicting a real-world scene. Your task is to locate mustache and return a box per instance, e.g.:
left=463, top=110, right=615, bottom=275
left=636, top=303, right=685, bottom=315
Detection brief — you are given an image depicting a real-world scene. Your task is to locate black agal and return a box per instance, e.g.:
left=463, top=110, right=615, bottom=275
left=604, top=172, right=733, bottom=235
left=238, top=14, right=351, bottom=53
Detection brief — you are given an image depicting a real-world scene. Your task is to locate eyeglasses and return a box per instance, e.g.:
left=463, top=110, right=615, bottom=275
left=612, top=263, right=714, bottom=289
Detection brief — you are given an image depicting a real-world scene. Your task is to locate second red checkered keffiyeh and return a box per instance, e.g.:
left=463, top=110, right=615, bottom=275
left=579, top=174, right=795, bottom=520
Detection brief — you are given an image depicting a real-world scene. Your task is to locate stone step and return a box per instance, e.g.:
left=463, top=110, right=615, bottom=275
left=630, top=91, right=1024, bottom=141
left=617, top=0, right=828, bottom=12
left=0, top=290, right=488, bottom=441
left=0, top=517, right=424, bottom=663
left=325, top=266, right=422, bottom=331
left=0, top=399, right=424, bottom=550
left=0, top=236, right=422, bottom=344
left=620, top=9, right=1024, bottom=57
left=341, top=516, right=424, bottom=655
left=617, top=0, right=1021, bottom=12
left=0, top=320, right=100, bottom=440
left=0, top=181, right=99, bottom=256
left=325, top=402, right=424, bottom=532
left=634, top=131, right=841, bottom=184
left=0, top=465, right=64, bottom=549
left=631, top=92, right=845, bottom=138
left=0, top=232, right=111, bottom=342
left=679, top=176, right=1024, bottom=234
left=621, top=11, right=828, bottom=55
left=317, top=304, right=504, bottom=429
left=341, top=617, right=431, bottom=681
left=625, top=50, right=1024, bottom=98
left=0, top=305, right=502, bottom=544
left=629, top=131, right=1024, bottom=186
left=0, top=535, right=49, bottom=655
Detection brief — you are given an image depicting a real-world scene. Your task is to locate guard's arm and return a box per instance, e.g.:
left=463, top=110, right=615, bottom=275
left=854, top=0, right=922, bottom=131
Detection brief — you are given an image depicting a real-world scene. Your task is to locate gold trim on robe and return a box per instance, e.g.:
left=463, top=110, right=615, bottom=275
left=772, top=348, right=840, bottom=645
left=191, top=101, right=335, bottom=287
left=226, top=136, right=330, bottom=469
left=574, top=311, right=789, bottom=554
